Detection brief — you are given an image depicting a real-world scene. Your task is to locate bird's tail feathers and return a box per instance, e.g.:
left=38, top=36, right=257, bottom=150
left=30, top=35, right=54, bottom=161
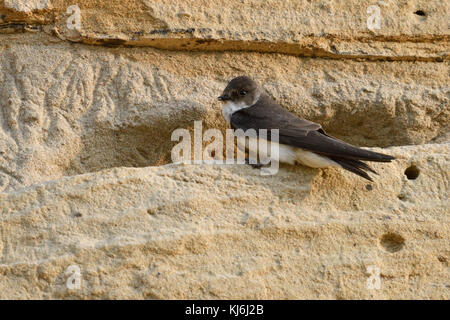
left=330, top=157, right=376, bottom=182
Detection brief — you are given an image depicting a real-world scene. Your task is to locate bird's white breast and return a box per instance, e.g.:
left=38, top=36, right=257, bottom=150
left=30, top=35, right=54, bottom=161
left=237, top=136, right=341, bottom=168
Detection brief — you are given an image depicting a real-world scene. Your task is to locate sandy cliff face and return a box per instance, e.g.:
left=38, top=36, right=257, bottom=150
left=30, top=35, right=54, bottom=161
left=0, top=0, right=448, bottom=299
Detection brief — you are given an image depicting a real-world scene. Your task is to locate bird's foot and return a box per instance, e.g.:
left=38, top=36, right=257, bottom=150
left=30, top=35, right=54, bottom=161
left=245, top=158, right=265, bottom=169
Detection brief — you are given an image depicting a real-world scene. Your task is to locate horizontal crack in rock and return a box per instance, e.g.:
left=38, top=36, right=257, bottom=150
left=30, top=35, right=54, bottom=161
left=0, top=23, right=448, bottom=61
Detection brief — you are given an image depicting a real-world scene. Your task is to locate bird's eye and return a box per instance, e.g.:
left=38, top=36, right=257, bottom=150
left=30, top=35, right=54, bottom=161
left=240, top=90, right=247, bottom=96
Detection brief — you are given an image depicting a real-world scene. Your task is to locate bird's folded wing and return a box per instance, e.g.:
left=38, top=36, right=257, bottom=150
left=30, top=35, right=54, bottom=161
left=231, top=108, right=394, bottom=162
left=230, top=98, right=322, bottom=136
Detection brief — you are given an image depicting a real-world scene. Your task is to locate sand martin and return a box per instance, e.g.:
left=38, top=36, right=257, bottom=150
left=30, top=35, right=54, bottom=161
left=218, top=76, right=395, bottom=181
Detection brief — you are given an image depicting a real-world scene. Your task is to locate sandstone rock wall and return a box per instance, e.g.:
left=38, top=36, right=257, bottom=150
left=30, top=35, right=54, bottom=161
left=0, top=0, right=448, bottom=299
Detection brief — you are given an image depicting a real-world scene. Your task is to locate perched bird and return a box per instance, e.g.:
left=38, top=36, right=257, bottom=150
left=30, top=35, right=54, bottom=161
left=218, top=76, right=395, bottom=181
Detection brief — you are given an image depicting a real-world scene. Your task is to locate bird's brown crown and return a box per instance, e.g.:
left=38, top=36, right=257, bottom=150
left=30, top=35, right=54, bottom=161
left=218, top=76, right=261, bottom=106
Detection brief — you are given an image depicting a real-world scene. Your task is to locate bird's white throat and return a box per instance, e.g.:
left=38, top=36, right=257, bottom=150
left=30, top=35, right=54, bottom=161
left=221, top=94, right=260, bottom=124
left=222, top=101, right=248, bottom=124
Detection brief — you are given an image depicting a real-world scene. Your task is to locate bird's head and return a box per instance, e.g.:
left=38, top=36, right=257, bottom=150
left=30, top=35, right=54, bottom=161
left=218, top=76, right=261, bottom=107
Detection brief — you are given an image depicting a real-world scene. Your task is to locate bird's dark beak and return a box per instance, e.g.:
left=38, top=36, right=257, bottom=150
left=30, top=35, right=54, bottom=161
left=218, top=95, right=229, bottom=101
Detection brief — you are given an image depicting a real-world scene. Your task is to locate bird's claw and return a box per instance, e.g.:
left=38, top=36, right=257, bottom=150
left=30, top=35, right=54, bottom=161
left=245, top=158, right=264, bottom=169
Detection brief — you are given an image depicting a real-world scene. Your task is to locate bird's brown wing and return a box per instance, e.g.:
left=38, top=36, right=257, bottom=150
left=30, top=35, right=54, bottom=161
left=230, top=94, right=321, bottom=134
left=230, top=95, right=394, bottom=162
